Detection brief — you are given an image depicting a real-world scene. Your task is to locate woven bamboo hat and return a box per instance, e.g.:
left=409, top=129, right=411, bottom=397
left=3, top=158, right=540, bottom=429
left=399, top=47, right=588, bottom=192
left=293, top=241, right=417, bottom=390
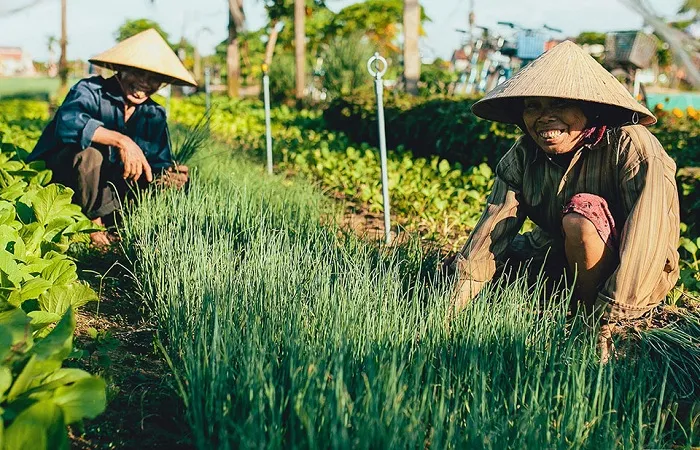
left=89, top=29, right=197, bottom=87
left=471, top=40, right=656, bottom=126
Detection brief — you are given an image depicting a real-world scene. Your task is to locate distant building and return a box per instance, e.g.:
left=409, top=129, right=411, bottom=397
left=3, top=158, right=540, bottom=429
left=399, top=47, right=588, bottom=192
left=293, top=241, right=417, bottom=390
left=451, top=48, right=469, bottom=72
left=0, top=47, right=36, bottom=77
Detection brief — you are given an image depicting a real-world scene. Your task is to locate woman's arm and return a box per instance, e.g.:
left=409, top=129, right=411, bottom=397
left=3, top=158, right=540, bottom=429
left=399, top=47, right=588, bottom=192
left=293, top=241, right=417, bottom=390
left=92, top=127, right=153, bottom=183
left=449, top=176, right=525, bottom=315
left=594, top=135, right=679, bottom=321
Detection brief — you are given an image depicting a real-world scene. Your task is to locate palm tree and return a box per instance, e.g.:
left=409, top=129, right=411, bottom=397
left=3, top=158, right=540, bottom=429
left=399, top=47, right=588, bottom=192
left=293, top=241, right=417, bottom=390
left=294, top=0, right=305, bottom=100
left=403, top=0, right=420, bottom=95
left=227, top=0, right=246, bottom=97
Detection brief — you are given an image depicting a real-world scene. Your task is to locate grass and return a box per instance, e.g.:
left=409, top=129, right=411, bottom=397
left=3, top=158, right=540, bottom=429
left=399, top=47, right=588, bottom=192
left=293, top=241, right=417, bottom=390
left=119, top=139, right=699, bottom=449
left=0, top=76, right=80, bottom=100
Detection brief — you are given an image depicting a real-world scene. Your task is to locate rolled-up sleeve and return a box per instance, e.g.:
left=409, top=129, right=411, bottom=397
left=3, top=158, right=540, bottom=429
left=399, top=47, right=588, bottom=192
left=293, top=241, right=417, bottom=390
left=54, top=81, right=104, bottom=149
left=453, top=177, right=525, bottom=281
left=453, top=146, right=526, bottom=282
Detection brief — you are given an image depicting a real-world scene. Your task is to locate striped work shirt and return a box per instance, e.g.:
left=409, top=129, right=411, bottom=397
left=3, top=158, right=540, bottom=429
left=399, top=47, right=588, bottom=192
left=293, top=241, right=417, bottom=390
left=454, top=124, right=680, bottom=320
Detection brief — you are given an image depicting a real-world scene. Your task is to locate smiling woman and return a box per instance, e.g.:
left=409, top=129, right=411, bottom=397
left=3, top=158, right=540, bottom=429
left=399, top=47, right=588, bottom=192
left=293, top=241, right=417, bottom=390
left=448, top=40, right=680, bottom=363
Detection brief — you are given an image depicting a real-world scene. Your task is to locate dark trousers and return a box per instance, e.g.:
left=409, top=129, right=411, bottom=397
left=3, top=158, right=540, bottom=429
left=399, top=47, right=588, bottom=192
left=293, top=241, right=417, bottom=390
left=44, top=146, right=131, bottom=221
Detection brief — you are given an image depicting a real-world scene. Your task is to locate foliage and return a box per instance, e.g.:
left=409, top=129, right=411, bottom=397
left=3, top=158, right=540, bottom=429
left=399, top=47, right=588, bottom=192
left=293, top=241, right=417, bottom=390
left=0, top=100, right=50, bottom=150
left=0, top=99, right=106, bottom=447
left=325, top=0, right=428, bottom=58
left=0, top=308, right=107, bottom=449
left=323, top=93, right=522, bottom=169
left=319, top=34, right=375, bottom=99
left=419, top=59, right=458, bottom=96
left=170, top=111, right=212, bottom=165
left=169, top=98, right=492, bottom=247
left=114, top=18, right=172, bottom=46
left=575, top=31, right=607, bottom=46
left=268, top=53, right=298, bottom=103
left=0, top=137, right=100, bottom=331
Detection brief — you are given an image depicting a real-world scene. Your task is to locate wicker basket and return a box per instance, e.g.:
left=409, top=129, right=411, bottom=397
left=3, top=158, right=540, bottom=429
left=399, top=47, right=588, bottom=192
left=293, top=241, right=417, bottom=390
left=605, top=31, right=658, bottom=69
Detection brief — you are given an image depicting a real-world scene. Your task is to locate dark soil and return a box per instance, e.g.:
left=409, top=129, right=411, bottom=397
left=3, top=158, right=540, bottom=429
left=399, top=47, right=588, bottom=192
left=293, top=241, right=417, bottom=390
left=67, top=245, right=193, bottom=450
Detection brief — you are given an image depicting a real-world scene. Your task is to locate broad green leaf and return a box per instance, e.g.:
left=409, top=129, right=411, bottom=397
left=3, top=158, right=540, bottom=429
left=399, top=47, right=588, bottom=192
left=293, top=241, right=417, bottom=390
left=0, top=224, right=21, bottom=253
left=18, top=278, right=52, bottom=302
left=38, top=283, right=97, bottom=315
left=6, top=310, right=75, bottom=400
left=0, top=308, right=31, bottom=348
left=0, top=366, right=11, bottom=401
left=29, top=308, right=75, bottom=363
left=6, top=355, right=63, bottom=401
left=0, top=248, right=24, bottom=288
left=0, top=200, right=16, bottom=225
left=32, top=184, right=75, bottom=224
left=41, top=258, right=78, bottom=286
left=1, top=181, right=30, bottom=203
left=23, top=256, right=55, bottom=275
left=27, top=311, right=62, bottom=329
left=52, top=376, right=107, bottom=423
left=43, top=217, right=74, bottom=243
left=680, top=238, right=698, bottom=256
left=63, top=219, right=102, bottom=236
left=19, top=222, right=45, bottom=256
left=3, top=400, right=69, bottom=450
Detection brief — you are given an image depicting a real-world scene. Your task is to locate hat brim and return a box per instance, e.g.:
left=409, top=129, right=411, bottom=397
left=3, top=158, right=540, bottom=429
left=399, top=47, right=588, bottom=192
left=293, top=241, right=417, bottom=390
left=472, top=95, right=657, bottom=127
left=89, top=60, right=195, bottom=87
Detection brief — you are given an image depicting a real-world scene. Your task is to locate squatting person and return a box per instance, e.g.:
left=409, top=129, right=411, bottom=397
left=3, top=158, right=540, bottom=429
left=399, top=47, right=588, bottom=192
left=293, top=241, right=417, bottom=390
left=28, top=29, right=196, bottom=245
left=447, top=41, right=680, bottom=361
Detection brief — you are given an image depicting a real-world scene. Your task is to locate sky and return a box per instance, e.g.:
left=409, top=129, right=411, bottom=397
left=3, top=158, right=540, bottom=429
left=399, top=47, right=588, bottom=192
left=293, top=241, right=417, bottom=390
left=0, top=0, right=688, bottom=63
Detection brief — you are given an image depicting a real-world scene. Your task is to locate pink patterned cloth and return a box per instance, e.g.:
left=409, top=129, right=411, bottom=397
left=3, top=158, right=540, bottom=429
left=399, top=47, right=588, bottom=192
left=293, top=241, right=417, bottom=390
left=562, top=193, right=618, bottom=250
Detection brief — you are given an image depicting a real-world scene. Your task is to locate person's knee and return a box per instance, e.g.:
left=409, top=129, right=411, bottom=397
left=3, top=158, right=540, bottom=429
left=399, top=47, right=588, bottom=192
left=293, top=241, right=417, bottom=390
left=562, top=212, right=600, bottom=245
left=74, top=147, right=104, bottom=173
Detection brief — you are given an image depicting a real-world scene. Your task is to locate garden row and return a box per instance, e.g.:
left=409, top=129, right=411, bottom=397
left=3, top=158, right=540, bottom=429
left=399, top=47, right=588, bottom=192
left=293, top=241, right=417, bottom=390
left=0, top=100, right=106, bottom=448
left=170, top=96, right=700, bottom=299
left=123, top=105, right=700, bottom=448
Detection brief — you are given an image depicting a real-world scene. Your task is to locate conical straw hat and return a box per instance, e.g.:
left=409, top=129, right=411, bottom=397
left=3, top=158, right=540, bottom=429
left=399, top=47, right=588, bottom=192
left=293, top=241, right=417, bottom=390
left=471, top=40, right=656, bottom=126
left=89, top=29, right=197, bottom=87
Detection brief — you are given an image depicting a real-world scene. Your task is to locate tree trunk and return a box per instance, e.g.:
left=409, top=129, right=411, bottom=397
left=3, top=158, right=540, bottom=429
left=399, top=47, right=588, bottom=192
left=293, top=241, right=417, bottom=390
left=403, top=0, right=420, bottom=95
left=294, top=0, right=305, bottom=100
left=227, top=0, right=245, bottom=97
left=59, top=0, right=68, bottom=93
left=264, top=19, right=280, bottom=67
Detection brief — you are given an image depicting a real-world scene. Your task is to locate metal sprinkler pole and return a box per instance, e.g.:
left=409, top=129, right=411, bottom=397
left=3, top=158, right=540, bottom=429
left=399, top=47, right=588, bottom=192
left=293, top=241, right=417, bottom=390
left=204, top=67, right=212, bottom=113
left=262, top=64, right=273, bottom=175
left=367, top=53, right=392, bottom=244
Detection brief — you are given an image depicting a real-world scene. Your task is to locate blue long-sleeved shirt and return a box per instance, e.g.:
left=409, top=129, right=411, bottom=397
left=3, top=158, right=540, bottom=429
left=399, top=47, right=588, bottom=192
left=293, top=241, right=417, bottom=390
left=29, top=75, right=173, bottom=172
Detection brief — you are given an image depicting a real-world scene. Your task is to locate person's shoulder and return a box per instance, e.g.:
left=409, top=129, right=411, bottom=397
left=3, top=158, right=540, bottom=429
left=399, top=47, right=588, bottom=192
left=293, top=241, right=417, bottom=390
left=142, top=98, right=167, bottom=120
left=495, top=135, right=531, bottom=184
left=613, top=124, right=666, bottom=161
left=72, top=75, right=108, bottom=92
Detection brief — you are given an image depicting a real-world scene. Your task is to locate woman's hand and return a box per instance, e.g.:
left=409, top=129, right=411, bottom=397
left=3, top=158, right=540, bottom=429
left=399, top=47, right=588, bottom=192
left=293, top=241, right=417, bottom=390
left=116, top=136, right=153, bottom=182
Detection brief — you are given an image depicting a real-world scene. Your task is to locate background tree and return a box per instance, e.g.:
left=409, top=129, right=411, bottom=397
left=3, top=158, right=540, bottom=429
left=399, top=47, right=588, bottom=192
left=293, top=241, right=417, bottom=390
left=59, top=0, right=68, bottom=94
left=114, top=18, right=171, bottom=43
left=403, top=0, right=420, bottom=95
left=228, top=0, right=246, bottom=97
left=679, top=0, right=700, bottom=18
left=325, top=0, right=427, bottom=61
left=575, top=31, right=606, bottom=46
left=294, top=0, right=305, bottom=99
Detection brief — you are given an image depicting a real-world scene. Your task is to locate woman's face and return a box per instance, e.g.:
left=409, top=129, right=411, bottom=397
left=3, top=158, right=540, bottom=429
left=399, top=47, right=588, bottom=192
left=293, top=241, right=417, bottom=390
left=118, top=70, right=165, bottom=105
left=522, top=97, right=588, bottom=155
